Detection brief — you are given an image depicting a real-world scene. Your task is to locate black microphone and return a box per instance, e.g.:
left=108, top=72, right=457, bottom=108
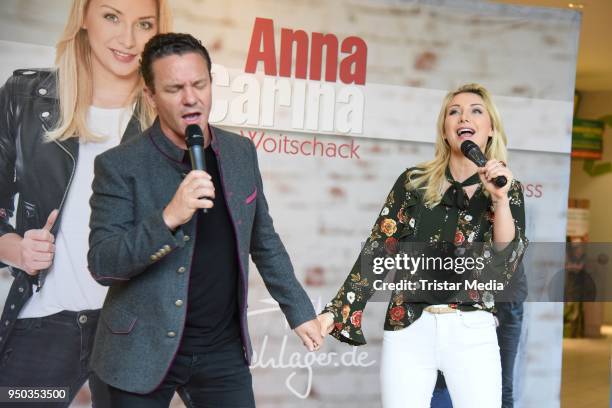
left=185, top=124, right=208, bottom=213
left=460, top=140, right=507, bottom=188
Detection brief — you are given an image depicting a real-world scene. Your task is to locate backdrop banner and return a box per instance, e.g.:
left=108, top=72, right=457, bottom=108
left=0, top=0, right=580, bottom=407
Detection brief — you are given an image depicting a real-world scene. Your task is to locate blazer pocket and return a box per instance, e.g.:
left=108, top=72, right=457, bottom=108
left=102, top=306, right=137, bottom=335
left=245, top=188, right=257, bottom=205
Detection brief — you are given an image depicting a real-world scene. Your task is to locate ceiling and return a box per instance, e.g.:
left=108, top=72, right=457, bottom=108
left=491, top=0, right=612, bottom=92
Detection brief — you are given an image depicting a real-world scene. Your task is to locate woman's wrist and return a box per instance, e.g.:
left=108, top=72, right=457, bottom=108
left=320, top=310, right=335, bottom=320
left=0, top=232, right=25, bottom=269
left=492, top=195, right=509, bottom=209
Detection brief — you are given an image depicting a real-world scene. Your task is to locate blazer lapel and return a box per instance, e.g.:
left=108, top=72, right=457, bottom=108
left=211, top=129, right=242, bottom=221
left=121, top=110, right=141, bottom=144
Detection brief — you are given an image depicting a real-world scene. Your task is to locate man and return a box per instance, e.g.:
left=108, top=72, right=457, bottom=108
left=87, top=33, right=322, bottom=407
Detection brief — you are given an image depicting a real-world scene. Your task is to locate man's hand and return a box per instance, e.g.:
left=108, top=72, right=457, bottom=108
left=294, top=318, right=324, bottom=352
left=19, top=209, right=58, bottom=275
left=317, top=312, right=334, bottom=337
left=163, top=170, right=215, bottom=230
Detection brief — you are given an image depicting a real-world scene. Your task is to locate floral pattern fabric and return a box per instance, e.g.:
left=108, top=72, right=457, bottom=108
left=323, top=168, right=528, bottom=346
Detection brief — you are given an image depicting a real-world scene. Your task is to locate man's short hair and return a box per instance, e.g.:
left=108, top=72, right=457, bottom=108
left=140, top=33, right=212, bottom=92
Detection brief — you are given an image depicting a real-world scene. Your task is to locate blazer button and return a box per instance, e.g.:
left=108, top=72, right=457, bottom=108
left=163, top=245, right=171, bottom=251
left=41, top=111, right=50, bottom=118
left=177, top=266, right=186, bottom=274
left=151, top=255, right=159, bottom=261
left=167, top=331, right=176, bottom=338
left=38, top=88, right=47, bottom=95
left=175, top=300, right=184, bottom=307
left=183, top=235, right=190, bottom=242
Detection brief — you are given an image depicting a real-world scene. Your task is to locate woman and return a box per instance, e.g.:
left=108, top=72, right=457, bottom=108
left=318, top=83, right=528, bottom=408
left=0, top=0, right=171, bottom=406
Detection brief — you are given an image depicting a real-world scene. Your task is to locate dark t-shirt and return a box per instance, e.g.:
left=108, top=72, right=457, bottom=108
left=178, top=146, right=241, bottom=355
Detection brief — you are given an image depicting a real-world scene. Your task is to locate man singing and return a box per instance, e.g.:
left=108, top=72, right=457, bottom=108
left=87, top=33, right=322, bottom=407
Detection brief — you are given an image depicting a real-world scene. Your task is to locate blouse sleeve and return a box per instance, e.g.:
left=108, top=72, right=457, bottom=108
left=322, top=170, right=414, bottom=346
left=477, top=179, right=529, bottom=298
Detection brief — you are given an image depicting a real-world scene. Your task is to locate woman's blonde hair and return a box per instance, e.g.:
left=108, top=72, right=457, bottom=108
left=46, top=0, right=173, bottom=142
left=408, top=83, right=508, bottom=207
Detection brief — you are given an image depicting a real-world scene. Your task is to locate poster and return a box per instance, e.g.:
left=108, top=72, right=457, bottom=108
left=0, top=0, right=580, bottom=406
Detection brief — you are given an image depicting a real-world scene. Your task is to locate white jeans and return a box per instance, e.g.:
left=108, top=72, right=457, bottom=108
left=381, top=309, right=501, bottom=408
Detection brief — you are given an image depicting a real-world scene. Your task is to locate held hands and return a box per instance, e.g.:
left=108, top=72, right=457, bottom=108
left=477, top=159, right=513, bottom=203
left=294, top=318, right=325, bottom=352
left=163, top=170, right=215, bottom=230
left=317, top=312, right=335, bottom=337
left=19, top=209, right=58, bottom=275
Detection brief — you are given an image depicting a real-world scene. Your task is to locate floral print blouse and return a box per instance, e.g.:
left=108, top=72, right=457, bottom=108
left=323, top=167, right=528, bottom=346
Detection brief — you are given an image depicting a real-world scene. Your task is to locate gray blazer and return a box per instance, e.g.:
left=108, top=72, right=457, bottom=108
left=87, top=120, right=315, bottom=394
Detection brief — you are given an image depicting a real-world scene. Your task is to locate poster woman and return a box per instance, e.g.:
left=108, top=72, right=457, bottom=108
left=0, top=0, right=171, bottom=405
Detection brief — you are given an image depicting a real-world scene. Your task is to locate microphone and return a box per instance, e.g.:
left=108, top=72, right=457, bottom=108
left=185, top=124, right=208, bottom=213
left=460, top=140, right=507, bottom=187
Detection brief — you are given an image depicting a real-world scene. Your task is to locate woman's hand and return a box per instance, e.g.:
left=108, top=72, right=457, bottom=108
left=478, top=161, right=517, bottom=246
left=317, top=312, right=335, bottom=337
left=477, top=160, right=512, bottom=203
left=294, top=318, right=324, bottom=352
left=18, top=209, right=58, bottom=275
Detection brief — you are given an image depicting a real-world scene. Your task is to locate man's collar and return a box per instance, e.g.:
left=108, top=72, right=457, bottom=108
left=149, top=118, right=220, bottom=163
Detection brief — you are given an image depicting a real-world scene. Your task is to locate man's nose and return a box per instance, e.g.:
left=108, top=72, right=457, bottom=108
left=182, top=87, right=197, bottom=105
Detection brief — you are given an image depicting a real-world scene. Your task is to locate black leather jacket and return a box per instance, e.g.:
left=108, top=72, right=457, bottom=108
left=0, top=68, right=139, bottom=353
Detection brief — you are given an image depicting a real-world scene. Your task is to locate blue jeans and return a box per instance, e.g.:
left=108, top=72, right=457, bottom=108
left=431, top=370, right=454, bottom=407
left=0, top=309, right=110, bottom=408
left=430, top=302, right=524, bottom=408
left=496, top=301, right=523, bottom=408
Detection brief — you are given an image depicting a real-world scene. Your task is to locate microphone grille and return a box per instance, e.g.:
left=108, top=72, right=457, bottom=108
left=460, top=140, right=478, bottom=156
left=185, top=124, right=204, bottom=147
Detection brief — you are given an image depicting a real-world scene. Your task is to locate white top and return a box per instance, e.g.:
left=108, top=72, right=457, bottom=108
left=19, top=105, right=133, bottom=318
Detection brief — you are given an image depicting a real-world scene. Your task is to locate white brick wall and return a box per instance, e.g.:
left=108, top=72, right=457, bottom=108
left=0, top=1, right=579, bottom=407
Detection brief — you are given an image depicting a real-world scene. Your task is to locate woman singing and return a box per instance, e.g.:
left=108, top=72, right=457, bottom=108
left=318, top=83, right=528, bottom=408
left=0, top=0, right=171, bottom=405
